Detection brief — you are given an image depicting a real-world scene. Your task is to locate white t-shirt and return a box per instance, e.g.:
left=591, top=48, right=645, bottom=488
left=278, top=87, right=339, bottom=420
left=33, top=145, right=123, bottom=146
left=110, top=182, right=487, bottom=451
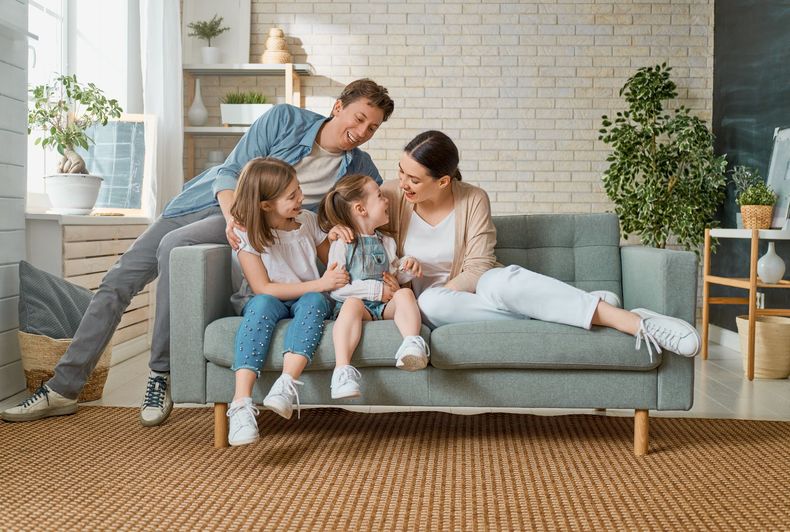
left=293, top=141, right=344, bottom=206
left=231, top=210, right=326, bottom=312
left=403, top=210, right=455, bottom=297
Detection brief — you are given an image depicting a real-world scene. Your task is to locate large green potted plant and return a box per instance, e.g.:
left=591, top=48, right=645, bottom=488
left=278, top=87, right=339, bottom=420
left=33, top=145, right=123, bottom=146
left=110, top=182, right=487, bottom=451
left=598, top=63, right=727, bottom=252
left=187, top=14, right=230, bottom=64
left=28, top=74, right=122, bottom=214
left=731, top=165, right=777, bottom=229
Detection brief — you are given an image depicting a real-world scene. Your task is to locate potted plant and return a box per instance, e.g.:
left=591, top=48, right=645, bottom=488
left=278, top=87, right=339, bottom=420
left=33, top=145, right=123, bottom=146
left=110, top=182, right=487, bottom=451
left=220, top=91, right=273, bottom=126
left=598, top=63, right=728, bottom=253
left=187, top=14, right=230, bottom=64
left=28, top=74, right=123, bottom=214
left=732, top=165, right=777, bottom=229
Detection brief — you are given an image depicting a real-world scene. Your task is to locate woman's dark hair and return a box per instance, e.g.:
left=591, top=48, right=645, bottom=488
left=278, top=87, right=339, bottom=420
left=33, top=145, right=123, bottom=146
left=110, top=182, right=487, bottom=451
left=403, top=130, right=462, bottom=181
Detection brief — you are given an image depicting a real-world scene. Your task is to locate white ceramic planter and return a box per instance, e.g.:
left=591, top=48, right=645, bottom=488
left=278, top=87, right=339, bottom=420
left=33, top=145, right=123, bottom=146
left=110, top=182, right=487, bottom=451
left=220, top=103, right=274, bottom=126
left=43, top=173, right=103, bottom=215
left=201, top=46, right=221, bottom=64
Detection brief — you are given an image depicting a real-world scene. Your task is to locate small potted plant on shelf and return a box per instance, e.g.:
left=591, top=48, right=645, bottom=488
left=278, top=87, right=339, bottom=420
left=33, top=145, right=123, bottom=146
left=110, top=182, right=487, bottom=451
left=28, top=73, right=123, bottom=214
left=187, top=14, right=230, bottom=64
left=732, top=165, right=777, bottom=229
left=220, top=91, right=273, bottom=126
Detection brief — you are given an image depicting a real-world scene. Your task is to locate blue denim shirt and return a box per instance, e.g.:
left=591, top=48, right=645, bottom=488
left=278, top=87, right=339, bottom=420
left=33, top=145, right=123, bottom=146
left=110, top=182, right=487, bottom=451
left=163, top=104, right=383, bottom=217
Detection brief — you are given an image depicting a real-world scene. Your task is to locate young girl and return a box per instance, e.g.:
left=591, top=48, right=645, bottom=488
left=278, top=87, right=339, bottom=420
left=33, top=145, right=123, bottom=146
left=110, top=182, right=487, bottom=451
left=226, top=157, right=349, bottom=446
left=317, top=174, right=428, bottom=400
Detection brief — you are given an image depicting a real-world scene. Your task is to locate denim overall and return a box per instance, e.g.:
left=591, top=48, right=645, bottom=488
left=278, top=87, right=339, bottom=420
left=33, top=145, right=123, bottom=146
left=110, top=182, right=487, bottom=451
left=335, top=233, right=390, bottom=320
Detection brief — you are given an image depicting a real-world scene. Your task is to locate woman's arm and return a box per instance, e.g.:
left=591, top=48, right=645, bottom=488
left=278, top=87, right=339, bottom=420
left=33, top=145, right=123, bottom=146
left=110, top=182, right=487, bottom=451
left=444, top=189, right=497, bottom=292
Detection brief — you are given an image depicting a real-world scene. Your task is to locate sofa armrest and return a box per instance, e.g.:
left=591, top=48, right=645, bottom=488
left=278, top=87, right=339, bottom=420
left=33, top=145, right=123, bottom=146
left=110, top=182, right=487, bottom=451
left=170, top=244, right=233, bottom=404
left=621, top=245, right=698, bottom=410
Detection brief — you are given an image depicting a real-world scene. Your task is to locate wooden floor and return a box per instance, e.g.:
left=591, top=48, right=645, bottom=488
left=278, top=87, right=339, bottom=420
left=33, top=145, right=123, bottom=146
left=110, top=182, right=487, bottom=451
left=3, top=341, right=788, bottom=421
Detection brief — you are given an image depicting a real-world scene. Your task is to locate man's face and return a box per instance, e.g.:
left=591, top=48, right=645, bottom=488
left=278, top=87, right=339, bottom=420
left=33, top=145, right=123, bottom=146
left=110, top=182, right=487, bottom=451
left=328, top=98, right=385, bottom=151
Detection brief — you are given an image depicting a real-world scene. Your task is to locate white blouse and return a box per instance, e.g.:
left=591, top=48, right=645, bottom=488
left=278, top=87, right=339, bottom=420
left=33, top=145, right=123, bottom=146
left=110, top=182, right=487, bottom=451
left=402, top=210, right=455, bottom=297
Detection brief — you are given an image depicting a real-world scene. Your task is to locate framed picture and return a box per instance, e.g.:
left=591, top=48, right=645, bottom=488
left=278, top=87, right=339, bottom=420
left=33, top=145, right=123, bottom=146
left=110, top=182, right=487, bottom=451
left=182, top=0, right=251, bottom=64
left=767, top=126, right=790, bottom=230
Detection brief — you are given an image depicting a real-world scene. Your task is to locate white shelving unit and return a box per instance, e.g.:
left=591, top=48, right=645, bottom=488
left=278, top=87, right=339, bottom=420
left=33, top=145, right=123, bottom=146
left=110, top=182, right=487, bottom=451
left=182, top=63, right=314, bottom=177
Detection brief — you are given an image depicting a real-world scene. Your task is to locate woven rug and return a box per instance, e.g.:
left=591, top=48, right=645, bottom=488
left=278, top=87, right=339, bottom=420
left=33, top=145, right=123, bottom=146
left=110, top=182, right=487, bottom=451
left=1, top=407, right=788, bottom=530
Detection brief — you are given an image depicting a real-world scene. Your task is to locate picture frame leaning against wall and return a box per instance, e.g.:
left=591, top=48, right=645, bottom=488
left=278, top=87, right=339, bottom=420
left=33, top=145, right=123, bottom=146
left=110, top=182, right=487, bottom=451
left=767, top=126, right=790, bottom=230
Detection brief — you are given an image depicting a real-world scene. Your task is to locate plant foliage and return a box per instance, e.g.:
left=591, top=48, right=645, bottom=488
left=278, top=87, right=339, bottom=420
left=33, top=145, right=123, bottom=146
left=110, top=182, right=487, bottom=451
left=187, top=15, right=230, bottom=47
left=28, top=74, right=122, bottom=172
left=731, top=165, right=776, bottom=206
left=221, top=91, right=267, bottom=104
left=598, top=63, right=727, bottom=251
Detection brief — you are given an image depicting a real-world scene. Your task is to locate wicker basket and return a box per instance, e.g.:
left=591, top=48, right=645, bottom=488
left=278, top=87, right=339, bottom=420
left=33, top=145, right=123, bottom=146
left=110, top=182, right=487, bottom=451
left=17, top=331, right=112, bottom=402
left=740, top=205, right=774, bottom=229
left=736, top=315, right=790, bottom=379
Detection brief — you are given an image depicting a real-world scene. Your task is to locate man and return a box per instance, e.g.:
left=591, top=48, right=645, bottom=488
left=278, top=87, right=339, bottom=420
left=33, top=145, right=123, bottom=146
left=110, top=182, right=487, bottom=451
left=1, top=79, right=394, bottom=426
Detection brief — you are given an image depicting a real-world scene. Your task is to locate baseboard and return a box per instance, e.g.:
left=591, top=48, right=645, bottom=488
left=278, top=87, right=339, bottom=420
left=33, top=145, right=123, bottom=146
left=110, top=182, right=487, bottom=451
left=708, top=324, right=740, bottom=352
left=111, top=336, right=149, bottom=366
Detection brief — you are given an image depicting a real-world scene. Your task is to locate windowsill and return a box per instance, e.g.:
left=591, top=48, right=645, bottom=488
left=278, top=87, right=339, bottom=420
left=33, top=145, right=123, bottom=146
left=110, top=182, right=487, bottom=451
left=25, top=210, right=152, bottom=225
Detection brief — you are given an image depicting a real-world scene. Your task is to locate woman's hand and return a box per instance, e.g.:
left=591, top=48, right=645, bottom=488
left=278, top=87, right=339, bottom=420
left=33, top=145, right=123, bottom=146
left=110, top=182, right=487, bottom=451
left=225, top=217, right=244, bottom=251
left=320, top=262, right=350, bottom=291
left=399, top=257, right=423, bottom=278
left=381, top=272, right=400, bottom=302
left=327, top=224, right=355, bottom=243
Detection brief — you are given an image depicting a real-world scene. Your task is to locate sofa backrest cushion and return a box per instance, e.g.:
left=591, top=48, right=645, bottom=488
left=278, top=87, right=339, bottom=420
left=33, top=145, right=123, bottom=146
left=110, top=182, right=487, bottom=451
left=493, top=213, right=622, bottom=294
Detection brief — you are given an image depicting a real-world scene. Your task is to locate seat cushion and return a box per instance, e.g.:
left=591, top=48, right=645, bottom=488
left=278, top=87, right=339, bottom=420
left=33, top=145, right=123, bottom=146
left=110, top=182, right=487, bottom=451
left=204, top=317, right=431, bottom=371
left=429, top=320, right=660, bottom=371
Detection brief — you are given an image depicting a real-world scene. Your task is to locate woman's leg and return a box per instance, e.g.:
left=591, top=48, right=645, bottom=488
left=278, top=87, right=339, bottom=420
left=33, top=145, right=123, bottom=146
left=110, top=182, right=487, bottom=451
left=417, top=287, right=517, bottom=328
left=231, top=294, right=289, bottom=401
left=591, top=302, right=641, bottom=335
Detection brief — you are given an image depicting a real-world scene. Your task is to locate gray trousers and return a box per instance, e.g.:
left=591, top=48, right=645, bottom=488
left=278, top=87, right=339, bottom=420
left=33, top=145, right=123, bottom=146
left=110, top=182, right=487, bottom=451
left=48, top=206, right=226, bottom=399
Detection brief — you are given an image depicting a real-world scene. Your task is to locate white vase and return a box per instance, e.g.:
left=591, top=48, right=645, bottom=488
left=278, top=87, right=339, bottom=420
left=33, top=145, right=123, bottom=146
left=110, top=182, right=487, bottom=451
left=757, top=242, right=786, bottom=284
left=201, top=46, right=221, bottom=64
left=187, top=79, right=208, bottom=126
left=43, top=174, right=103, bottom=215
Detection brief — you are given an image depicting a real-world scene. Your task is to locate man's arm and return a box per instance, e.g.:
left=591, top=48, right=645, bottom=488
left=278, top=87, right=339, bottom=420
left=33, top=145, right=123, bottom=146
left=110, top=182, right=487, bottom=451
left=217, top=189, right=241, bottom=250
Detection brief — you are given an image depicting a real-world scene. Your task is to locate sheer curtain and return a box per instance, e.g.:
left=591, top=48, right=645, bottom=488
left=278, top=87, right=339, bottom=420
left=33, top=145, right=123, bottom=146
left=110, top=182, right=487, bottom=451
left=139, top=0, right=183, bottom=217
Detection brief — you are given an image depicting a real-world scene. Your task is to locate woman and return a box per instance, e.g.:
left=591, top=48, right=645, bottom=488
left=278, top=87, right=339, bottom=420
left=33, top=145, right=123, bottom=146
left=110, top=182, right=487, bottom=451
left=375, top=130, right=700, bottom=359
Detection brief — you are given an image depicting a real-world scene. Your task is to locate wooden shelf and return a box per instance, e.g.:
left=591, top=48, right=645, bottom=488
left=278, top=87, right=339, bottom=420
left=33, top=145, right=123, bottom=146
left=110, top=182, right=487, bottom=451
left=704, top=275, right=790, bottom=290
left=710, top=228, right=790, bottom=240
left=183, top=63, right=314, bottom=76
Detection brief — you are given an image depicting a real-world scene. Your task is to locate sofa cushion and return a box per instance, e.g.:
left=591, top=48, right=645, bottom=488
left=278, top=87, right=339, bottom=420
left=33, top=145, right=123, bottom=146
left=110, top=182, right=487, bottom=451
left=204, top=317, right=431, bottom=371
left=429, top=320, right=661, bottom=371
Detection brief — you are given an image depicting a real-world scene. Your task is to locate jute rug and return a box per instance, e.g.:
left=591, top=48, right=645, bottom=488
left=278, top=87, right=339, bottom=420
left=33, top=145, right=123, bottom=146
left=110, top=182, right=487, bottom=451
left=1, top=407, right=788, bottom=530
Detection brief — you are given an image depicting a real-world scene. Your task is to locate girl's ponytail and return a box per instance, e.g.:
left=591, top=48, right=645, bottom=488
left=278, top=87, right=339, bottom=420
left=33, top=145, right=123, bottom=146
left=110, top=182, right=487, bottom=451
left=317, top=174, right=372, bottom=235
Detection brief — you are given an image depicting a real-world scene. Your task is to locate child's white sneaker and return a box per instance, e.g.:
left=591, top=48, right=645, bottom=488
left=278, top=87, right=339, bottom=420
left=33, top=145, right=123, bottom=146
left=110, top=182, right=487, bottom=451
left=263, top=374, right=303, bottom=420
left=395, top=335, right=430, bottom=371
left=331, top=365, right=362, bottom=399
left=633, top=308, right=701, bottom=359
left=227, top=397, right=260, bottom=447
left=589, top=290, right=622, bottom=308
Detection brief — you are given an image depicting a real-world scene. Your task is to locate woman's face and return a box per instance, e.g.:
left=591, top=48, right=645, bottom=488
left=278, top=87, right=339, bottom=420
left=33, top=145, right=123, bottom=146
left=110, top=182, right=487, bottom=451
left=397, top=153, right=450, bottom=205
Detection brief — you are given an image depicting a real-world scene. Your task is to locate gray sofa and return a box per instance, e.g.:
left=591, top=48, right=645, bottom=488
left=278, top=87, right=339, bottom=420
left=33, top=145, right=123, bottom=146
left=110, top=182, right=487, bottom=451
left=170, top=213, right=697, bottom=455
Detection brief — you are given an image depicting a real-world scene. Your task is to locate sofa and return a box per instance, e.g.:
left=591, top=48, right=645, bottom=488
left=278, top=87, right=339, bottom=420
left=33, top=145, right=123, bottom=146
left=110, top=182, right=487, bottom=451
left=170, top=213, right=697, bottom=455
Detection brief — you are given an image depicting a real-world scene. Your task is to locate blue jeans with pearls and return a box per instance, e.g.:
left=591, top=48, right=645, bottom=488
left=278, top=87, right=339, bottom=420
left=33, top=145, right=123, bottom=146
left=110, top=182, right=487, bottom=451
left=232, top=292, right=331, bottom=374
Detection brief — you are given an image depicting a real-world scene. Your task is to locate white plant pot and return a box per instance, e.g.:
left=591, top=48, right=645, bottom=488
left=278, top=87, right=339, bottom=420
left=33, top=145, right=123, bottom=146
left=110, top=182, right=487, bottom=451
left=201, top=46, right=221, bottom=64
left=43, top=173, right=103, bottom=215
left=220, top=103, right=274, bottom=126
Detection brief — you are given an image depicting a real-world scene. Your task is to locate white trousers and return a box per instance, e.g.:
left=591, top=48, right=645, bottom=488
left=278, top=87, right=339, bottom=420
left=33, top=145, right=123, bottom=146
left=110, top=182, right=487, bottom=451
left=418, top=265, right=600, bottom=329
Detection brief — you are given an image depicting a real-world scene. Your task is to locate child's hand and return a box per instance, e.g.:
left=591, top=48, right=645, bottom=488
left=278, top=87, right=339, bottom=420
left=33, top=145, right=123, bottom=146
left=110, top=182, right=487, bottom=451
left=381, top=272, right=400, bottom=302
left=321, top=262, right=350, bottom=291
left=399, top=257, right=423, bottom=278
left=327, top=224, right=355, bottom=243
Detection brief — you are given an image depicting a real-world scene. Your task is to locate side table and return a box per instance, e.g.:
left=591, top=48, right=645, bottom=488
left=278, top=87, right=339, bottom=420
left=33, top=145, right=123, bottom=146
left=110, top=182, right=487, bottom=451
left=701, top=228, right=790, bottom=380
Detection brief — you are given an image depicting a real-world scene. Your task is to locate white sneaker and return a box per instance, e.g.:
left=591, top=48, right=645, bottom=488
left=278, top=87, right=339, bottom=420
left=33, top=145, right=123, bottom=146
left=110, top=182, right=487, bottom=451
left=395, top=335, right=430, bottom=372
left=0, top=385, right=77, bottom=422
left=590, top=290, right=622, bottom=308
left=633, top=308, right=701, bottom=359
left=227, top=398, right=260, bottom=447
left=140, top=372, right=173, bottom=427
left=331, top=365, right=362, bottom=399
left=263, top=374, right=303, bottom=420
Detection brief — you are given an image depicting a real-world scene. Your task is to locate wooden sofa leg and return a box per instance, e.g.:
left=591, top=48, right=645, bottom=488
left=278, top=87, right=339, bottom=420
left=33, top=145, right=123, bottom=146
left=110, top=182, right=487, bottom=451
left=214, top=403, right=229, bottom=448
left=634, top=409, right=649, bottom=456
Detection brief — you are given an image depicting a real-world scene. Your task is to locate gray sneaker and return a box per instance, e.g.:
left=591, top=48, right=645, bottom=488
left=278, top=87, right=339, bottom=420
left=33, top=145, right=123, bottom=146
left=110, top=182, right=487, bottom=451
left=0, top=385, right=78, bottom=422
left=139, top=373, right=173, bottom=427
left=633, top=308, right=701, bottom=359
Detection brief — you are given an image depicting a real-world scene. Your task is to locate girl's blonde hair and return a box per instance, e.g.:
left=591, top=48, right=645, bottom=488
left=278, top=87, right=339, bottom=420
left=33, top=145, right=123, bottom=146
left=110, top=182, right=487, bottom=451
left=230, top=157, right=297, bottom=252
left=317, top=174, right=374, bottom=235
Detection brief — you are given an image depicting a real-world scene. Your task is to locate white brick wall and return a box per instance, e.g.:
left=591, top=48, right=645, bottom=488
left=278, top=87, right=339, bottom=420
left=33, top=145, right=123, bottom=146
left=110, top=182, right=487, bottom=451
left=189, top=0, right=714, bottom=216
